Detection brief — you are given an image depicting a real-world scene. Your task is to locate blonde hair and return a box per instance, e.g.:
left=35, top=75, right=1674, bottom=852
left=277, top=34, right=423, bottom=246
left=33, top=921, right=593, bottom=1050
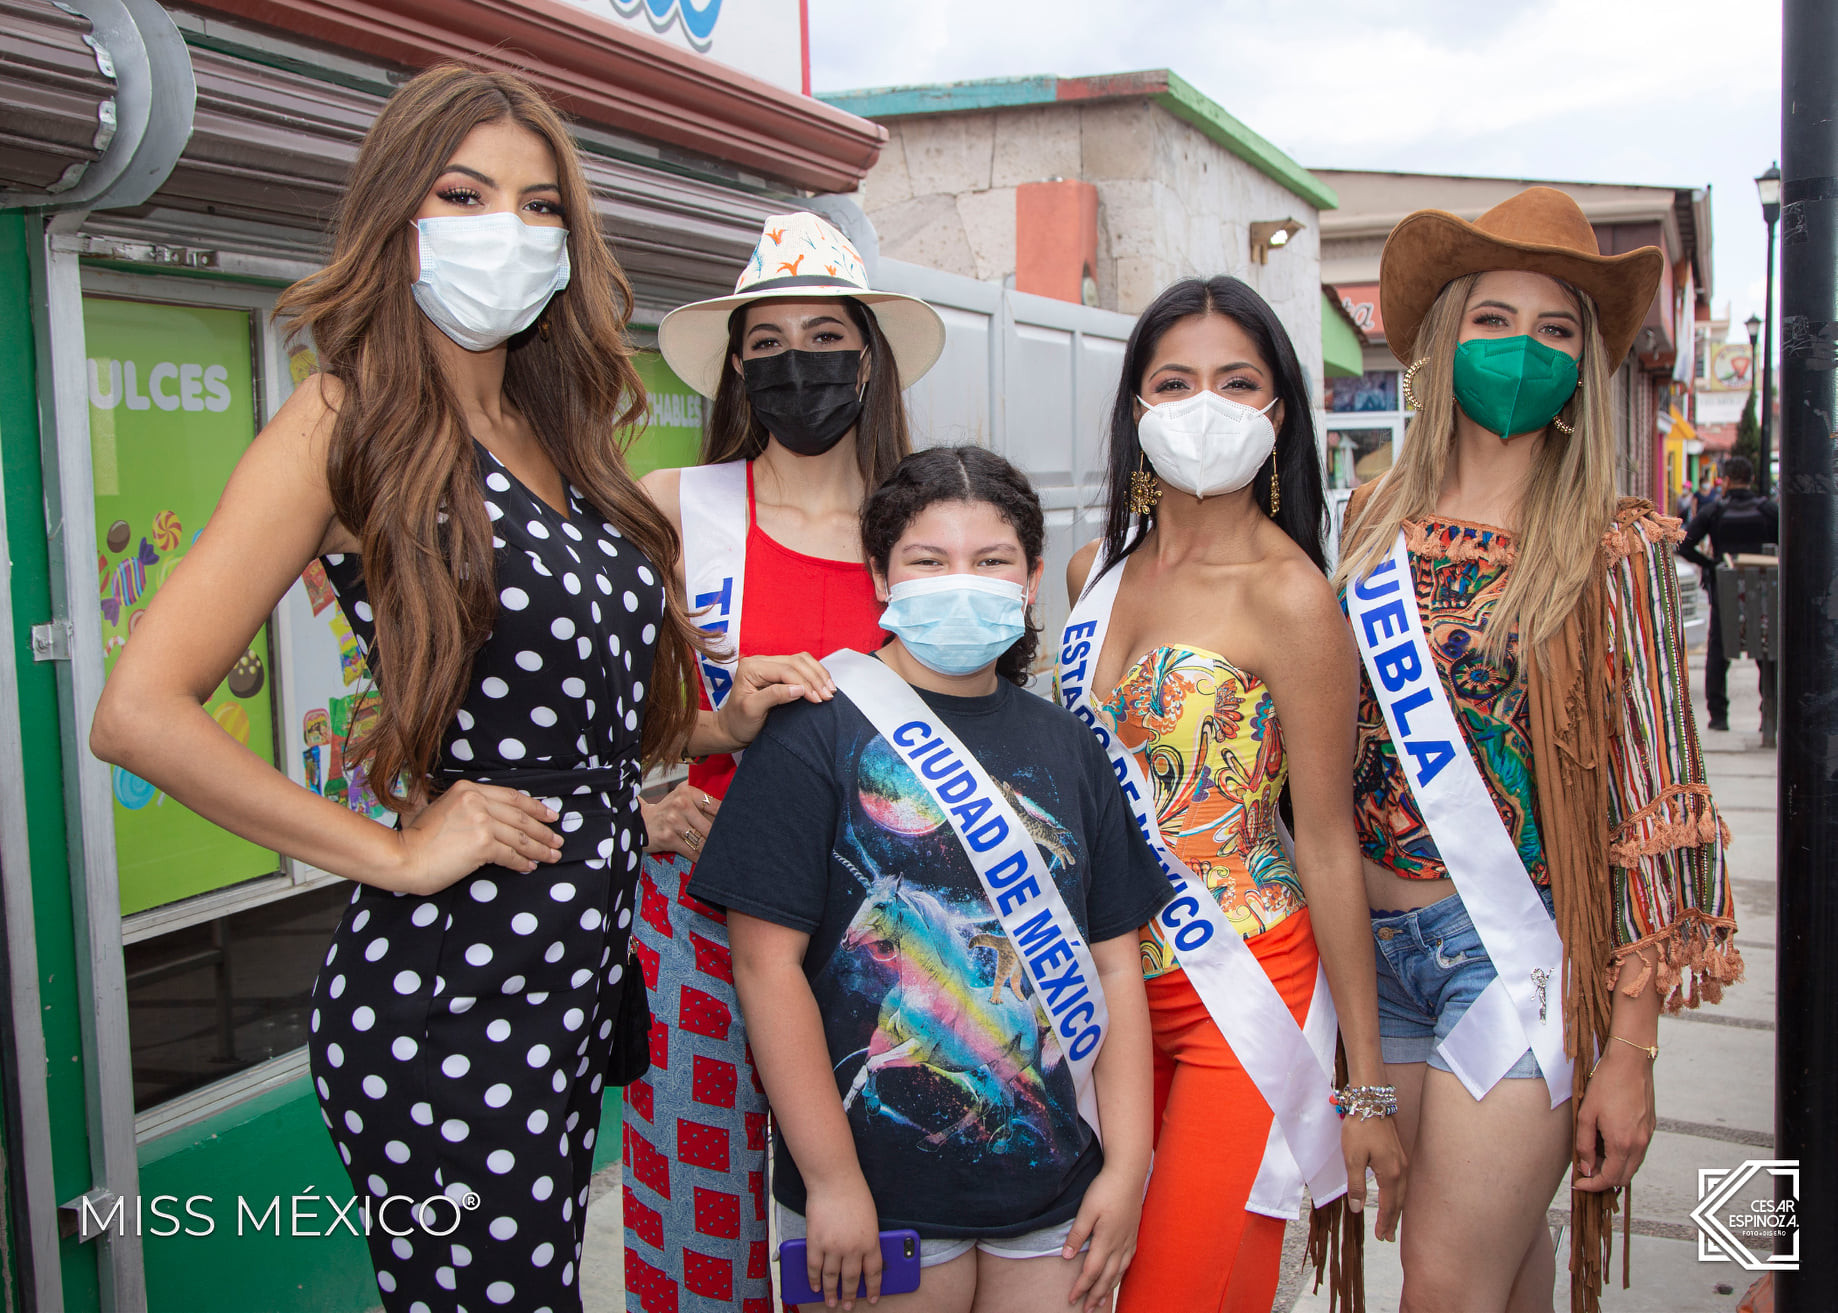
left=1333, top=273, right=1617, bottom=663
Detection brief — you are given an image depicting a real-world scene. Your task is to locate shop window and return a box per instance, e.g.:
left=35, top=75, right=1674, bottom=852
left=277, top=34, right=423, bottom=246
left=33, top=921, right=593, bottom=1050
left=125, top=882, right=350, bottom=1110
left=1327, top=369, right=1399, bottom=414
left=84, top=277, right=379, bottom=1125
left=1328, top=427, right=1396, bottom=491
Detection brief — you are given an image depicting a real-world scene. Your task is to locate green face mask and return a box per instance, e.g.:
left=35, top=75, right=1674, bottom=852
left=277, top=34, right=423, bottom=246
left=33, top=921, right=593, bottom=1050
left=1451, top=335, right=1580, bottom=440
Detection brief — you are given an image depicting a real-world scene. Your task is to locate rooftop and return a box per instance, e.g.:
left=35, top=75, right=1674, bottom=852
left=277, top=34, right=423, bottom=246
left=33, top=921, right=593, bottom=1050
left=820, top=70, right=1337, bottom=212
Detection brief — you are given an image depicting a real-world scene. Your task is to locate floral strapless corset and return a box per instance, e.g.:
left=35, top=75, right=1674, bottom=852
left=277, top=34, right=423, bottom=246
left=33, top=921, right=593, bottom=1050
left=1103, top=645, right=1303, bottom=978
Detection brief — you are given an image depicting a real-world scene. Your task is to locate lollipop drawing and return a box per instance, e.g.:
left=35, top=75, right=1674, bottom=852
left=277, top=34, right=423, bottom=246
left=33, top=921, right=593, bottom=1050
left=151, top=510, right=183, bottom=551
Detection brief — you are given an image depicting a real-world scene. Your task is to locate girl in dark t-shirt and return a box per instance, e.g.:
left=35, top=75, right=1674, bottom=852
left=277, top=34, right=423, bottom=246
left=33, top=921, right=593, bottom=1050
left=690, top=448, right=1168, bottom=1313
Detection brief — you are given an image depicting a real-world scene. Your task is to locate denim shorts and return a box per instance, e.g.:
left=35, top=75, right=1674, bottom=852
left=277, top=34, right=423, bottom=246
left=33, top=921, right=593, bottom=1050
left=1370, top=885, right=1555, bottom=1080
left=775, top=1201, right=1084, bottom=1269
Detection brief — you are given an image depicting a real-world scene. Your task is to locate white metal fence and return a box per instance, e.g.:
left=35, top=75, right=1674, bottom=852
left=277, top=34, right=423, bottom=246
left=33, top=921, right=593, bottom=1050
left=875, top=258, right=1139, bottom=655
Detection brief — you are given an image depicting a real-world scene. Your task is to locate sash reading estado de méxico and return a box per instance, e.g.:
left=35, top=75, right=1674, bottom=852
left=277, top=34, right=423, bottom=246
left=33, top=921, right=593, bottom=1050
left=1059, top=553, right=1345, bottom=1217
left=1347, top=532, right=1571, bottom=1107
left=826, top=648, right=1106, bottom=1140
left=679, top=460, right=747, bottom=712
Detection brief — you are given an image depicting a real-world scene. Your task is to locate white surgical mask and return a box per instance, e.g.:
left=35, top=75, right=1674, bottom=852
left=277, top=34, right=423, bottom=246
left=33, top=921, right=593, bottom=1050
left=411, top=212, right=571, bottom=352
left=1135, top=390, right=1278, bottom=500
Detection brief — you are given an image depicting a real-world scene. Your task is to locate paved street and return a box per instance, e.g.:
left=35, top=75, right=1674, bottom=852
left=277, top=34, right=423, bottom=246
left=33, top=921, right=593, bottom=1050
left=574, top=653, right=1778, bottom=1313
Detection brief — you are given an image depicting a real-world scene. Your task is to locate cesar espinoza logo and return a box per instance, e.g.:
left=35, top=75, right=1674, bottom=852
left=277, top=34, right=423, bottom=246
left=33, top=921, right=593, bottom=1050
left=1692, top=1160, right=1800, bottom=1271
left=609, top=0, right=721, bottom=51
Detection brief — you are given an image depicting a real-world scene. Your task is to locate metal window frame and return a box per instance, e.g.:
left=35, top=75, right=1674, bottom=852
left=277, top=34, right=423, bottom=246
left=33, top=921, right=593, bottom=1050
left=0, top=308, right=68, bottom=1313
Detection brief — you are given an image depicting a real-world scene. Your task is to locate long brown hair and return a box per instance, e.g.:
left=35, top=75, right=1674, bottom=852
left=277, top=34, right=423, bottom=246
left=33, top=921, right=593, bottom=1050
left=276, top=63, right=703, bottom=808
left=698, top=297, right=911, bottom=493
left=1333, top=273, right=1617, bottom=663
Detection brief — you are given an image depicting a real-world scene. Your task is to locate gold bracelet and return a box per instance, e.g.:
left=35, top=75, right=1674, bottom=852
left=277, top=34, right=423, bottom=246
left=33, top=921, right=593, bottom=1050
left=1588, top=1035, right=1659, bottom=1078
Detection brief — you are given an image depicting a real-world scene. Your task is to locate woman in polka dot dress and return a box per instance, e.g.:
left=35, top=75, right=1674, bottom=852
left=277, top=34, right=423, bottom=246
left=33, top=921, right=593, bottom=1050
left=90, top=66, right=820, bottom=1313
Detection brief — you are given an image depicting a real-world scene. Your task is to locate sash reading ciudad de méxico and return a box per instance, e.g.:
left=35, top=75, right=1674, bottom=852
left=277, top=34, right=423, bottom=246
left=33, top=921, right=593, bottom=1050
left=1347, top=533, right=1571, bottom=1107
left=1059, top=554, right=1345, bottom=1217
left=678, top=460, right=748, bottom=712
left=826, top=648, right=1105, bottom=1140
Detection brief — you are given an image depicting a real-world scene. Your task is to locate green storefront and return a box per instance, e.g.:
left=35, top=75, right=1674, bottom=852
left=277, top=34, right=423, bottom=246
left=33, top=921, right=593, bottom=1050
left=0, top=1, right=882, bottom=1307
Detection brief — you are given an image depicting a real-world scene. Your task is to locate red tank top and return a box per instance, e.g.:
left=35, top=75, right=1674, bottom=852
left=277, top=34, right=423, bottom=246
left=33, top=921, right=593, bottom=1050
left=688, top=461, right=887, bottom=800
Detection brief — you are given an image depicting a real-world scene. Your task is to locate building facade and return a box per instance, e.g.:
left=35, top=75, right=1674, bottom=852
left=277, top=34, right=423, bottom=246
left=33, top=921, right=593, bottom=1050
left=0, top=3, right=883, bottom=1308
left=821, top=71, right=1346, bottom=398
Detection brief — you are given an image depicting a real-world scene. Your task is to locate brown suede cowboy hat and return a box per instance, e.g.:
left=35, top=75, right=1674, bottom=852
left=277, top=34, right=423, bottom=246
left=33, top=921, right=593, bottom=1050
left=1378, top=186, right=1665, bottom=365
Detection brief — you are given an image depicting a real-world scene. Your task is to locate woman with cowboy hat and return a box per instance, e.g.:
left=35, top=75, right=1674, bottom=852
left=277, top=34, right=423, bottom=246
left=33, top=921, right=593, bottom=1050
left=1334, top=186, right=1742, bottom=1312
left=622, top=211, right=947, bottom=1313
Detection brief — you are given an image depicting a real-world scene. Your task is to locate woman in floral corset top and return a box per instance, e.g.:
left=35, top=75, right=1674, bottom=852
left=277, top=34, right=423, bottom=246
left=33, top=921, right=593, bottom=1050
left=1061, top=276, right=1403, bottom=1312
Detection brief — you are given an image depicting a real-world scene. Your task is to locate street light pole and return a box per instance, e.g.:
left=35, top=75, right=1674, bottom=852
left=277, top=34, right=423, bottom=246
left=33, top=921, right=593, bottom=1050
left=1775, top=0, right=1838, bottom=1308
left=1757, top=163, right=1781, bottom=496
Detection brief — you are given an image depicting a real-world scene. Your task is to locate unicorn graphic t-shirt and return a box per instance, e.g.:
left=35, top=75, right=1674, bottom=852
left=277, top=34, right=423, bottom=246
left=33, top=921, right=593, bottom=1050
left=689, top=675, right=1167, bottom=1238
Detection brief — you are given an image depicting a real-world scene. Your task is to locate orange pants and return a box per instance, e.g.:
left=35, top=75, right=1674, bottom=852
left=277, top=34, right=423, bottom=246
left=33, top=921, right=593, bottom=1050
left=1118, top=909, right=1322, bottom=1313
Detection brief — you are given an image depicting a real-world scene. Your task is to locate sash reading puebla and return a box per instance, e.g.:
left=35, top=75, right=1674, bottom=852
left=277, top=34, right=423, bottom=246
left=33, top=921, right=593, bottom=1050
left=1348, top=533, right=1571, bottom=1107
left=826, top=648, right=1105, bottom=1140
left=678, top=460, right=748, bottom=711
left=1058, top=555, right=1345, bottom=1216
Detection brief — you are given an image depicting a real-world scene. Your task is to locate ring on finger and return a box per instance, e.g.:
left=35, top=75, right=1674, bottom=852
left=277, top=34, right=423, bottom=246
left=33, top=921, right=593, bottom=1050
left=701, top=791, right=715, bottom=810
left=682, top=825, right=703, bottom=851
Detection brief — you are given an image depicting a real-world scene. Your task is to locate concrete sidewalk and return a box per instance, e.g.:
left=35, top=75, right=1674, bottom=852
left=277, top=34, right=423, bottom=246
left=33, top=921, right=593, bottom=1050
left=1286, top=650, right=1777, bottom=1313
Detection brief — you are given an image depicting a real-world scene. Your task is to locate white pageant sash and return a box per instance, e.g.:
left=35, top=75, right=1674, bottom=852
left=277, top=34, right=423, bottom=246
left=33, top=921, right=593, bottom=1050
left=1348, top=533, right=1571, bottom=1107
left=1059, top=554, right=1345, bottom=1216
left=826, top=648, right=1105, bottom=1139
left=679, top=460, right=748, bottom=711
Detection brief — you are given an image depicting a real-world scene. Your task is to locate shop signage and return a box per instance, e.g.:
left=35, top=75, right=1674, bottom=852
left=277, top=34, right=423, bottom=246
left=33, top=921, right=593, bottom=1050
left=1336, top=282, right=1385, bottom=342
left=85, top=296, right=282, bottom=914
left=559, top=0, right=808, bottom=93
left=626, top=350, right=705, bottom=476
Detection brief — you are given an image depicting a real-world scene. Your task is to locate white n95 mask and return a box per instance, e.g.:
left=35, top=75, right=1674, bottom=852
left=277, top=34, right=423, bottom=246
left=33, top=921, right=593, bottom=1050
left=1135, top=390, right=1278, bottom=500
left=411, top=212, right=571, bottom=352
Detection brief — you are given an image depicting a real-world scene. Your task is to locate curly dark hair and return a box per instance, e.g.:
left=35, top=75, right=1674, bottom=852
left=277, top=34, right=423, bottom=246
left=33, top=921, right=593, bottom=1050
left=860, top=446, right=1045, bottom=686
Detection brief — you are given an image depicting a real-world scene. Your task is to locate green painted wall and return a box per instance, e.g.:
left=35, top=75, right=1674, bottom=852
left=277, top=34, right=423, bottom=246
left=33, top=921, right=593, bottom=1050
left=1, top=209, right=101, bottom=1311
left=137, top=1080, right=376, bottom=1313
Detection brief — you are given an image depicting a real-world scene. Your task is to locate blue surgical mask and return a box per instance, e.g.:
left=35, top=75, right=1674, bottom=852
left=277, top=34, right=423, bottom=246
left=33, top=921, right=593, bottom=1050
left=880, top=575, right=1028, bottom=676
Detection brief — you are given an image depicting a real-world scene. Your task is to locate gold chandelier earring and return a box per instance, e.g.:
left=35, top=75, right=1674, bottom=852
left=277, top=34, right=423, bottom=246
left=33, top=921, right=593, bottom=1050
left=1267, top=460, right=1281, bottom=516
left=1400, top=357, right=1429, bottom=410
left=1128, top=452, right=1162, bottom=515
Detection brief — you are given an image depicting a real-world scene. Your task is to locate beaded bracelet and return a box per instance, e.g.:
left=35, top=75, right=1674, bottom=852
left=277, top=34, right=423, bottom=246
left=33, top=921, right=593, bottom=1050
left=1329, top=1084, right=1399, bottom=1120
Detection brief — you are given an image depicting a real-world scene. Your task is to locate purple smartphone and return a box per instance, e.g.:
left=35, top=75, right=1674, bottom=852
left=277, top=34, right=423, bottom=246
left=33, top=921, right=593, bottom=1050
left=779, top=1229, right=922, bottom=1305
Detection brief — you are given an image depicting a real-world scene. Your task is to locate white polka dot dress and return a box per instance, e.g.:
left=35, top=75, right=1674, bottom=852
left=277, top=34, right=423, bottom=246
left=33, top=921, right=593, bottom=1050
left=310, top=442, right=662, bottom=1313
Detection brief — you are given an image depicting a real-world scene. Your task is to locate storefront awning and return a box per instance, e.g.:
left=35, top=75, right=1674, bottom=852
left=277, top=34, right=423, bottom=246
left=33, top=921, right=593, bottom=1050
left=1322, top=289, right=1366, bottom=379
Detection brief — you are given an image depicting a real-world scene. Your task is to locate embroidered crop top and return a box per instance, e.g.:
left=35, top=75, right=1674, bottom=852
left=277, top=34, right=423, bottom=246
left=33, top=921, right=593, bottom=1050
left=1348, top=517, right=1548, bottom=884
left=1104, top=645, right=1303, bottom=977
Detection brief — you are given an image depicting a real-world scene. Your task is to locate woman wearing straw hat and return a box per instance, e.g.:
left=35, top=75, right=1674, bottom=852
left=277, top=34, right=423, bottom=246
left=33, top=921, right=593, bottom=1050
left=622, top=211, right=946, bottom=1313
left=1334, top=187, right=1742, bottom=1312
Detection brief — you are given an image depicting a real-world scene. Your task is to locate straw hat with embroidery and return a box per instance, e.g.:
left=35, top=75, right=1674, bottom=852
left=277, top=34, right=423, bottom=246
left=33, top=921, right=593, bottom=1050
left=658, top=211, right=947, bottom=398
left=1378, top=186, right=1665, bottom=365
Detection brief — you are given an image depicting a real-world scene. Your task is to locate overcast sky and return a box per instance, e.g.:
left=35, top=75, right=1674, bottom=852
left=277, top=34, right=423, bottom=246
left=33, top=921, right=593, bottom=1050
left=810, top=0, right=1783, bottom=344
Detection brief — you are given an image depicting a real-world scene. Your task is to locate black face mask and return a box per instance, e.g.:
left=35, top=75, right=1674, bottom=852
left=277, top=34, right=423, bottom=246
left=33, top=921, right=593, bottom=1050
left=741, top=348, right=865, bottom=456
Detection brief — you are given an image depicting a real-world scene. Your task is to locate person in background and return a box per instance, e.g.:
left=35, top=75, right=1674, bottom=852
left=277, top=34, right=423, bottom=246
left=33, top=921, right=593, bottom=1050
left=624, top=211, right=947, bottom=1313
left=1063, top=275, right=1405, bottom=1313
left=87, top=64, right=812, bottom=1313
left=692, top=446, right=1169, bottom=1313
left=1336, top=187, right=1740, bottom=1313
left=1678, top=453, right=1778, bottom=733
